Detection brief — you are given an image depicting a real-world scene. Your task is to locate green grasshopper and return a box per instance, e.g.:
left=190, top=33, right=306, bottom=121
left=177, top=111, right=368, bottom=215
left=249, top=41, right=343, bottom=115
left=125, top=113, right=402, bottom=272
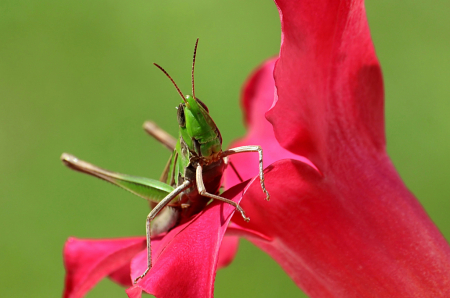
left=61, top=39, right=269, bottom=283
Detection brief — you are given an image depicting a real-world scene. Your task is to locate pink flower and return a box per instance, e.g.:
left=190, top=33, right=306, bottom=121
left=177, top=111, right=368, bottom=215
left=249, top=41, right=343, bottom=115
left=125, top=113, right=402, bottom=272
left=224, top=0, right=450, bottom=297
left=63, top=0, right=450, bottom=297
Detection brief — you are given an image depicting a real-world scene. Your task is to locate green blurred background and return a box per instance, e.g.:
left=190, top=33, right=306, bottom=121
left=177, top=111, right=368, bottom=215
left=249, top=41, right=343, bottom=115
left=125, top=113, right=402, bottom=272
left=1, top=0, right=449, bottom=297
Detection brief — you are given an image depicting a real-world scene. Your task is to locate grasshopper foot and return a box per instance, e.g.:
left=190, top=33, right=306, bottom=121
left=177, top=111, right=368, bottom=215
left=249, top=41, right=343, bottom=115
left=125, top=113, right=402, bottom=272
left=259, top=178, right=270, bottom=201
left=236, top=205, right=250, bottom=222
left=133, top=268, right=150, bottom=284
left=261, top=183, right=270, bottom=201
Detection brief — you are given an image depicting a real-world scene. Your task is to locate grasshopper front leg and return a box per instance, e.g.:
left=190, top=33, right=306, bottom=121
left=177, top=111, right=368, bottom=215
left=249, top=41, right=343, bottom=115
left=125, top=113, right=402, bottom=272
left=195, top=164, right=250, bottom=222
left=134, top=180, right=192, bottom=284
left=221, top=145, right=270, bottom=201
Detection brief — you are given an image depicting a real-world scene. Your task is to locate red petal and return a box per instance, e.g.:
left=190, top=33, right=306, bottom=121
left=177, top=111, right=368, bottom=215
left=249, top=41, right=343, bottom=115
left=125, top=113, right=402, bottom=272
left=126, top=286, right=142, bottom=298
left=215, top=219, right=274, bottom=269
left=109, top=262, right=133, bottom=287
left=217, top=236, right=239, bottom=269
left=127, top=181, right=248, bottom=298
left=216, top=212, right=275, bottom=270
left=236, top=159, right=450, bottom=297
left=225, top=58, right=319, bottom=189
left=267, top=0, right=385, bottom=171
left=63, top=237, right=145, bottom=298
left=226, top=221, right=271, bottom=242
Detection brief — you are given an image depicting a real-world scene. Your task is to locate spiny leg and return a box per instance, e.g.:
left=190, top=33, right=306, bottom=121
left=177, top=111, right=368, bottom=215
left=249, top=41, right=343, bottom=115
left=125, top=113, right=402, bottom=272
left=221, top=145, right=270, bottom=201
left=61, top=153, right=175, bottom=202
left=143, top=120, right=177, bottom=151
left=134, top=180, right=192, bottom=284
left=195, top=164, right=249, bottom=222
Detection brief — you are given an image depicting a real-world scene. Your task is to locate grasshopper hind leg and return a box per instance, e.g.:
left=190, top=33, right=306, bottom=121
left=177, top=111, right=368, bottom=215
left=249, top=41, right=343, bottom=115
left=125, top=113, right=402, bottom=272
left=143, top=121, right=177, bottom=151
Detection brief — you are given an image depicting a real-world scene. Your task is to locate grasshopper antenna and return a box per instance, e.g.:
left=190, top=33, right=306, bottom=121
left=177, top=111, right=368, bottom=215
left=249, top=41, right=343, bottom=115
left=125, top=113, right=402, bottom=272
left=191, top=38, right=199, bottom=100
left=153, top=63, right=187, bottom=104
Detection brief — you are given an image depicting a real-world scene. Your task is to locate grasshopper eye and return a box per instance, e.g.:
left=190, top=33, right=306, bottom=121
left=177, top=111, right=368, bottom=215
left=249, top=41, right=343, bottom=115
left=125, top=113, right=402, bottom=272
left=195, top=98, right=209, bottom=113
left=177, top=103, right=186, bottom=127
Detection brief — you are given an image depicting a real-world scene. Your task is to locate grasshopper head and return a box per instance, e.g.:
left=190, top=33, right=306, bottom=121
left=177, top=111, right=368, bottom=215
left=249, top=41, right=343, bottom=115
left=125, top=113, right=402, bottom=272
left=178, top=95, right=222, bottom=159
left=154, top=40, right=221, bottom=160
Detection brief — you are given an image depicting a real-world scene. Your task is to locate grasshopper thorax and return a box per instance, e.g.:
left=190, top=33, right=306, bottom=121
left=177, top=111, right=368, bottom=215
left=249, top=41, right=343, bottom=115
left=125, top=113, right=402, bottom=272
left=178, top=95, right=222, bottom=163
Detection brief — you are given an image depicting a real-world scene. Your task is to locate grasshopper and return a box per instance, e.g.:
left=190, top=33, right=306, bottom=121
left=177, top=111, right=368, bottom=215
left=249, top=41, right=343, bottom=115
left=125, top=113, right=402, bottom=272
left=61, top=39, right=269, bottom=283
